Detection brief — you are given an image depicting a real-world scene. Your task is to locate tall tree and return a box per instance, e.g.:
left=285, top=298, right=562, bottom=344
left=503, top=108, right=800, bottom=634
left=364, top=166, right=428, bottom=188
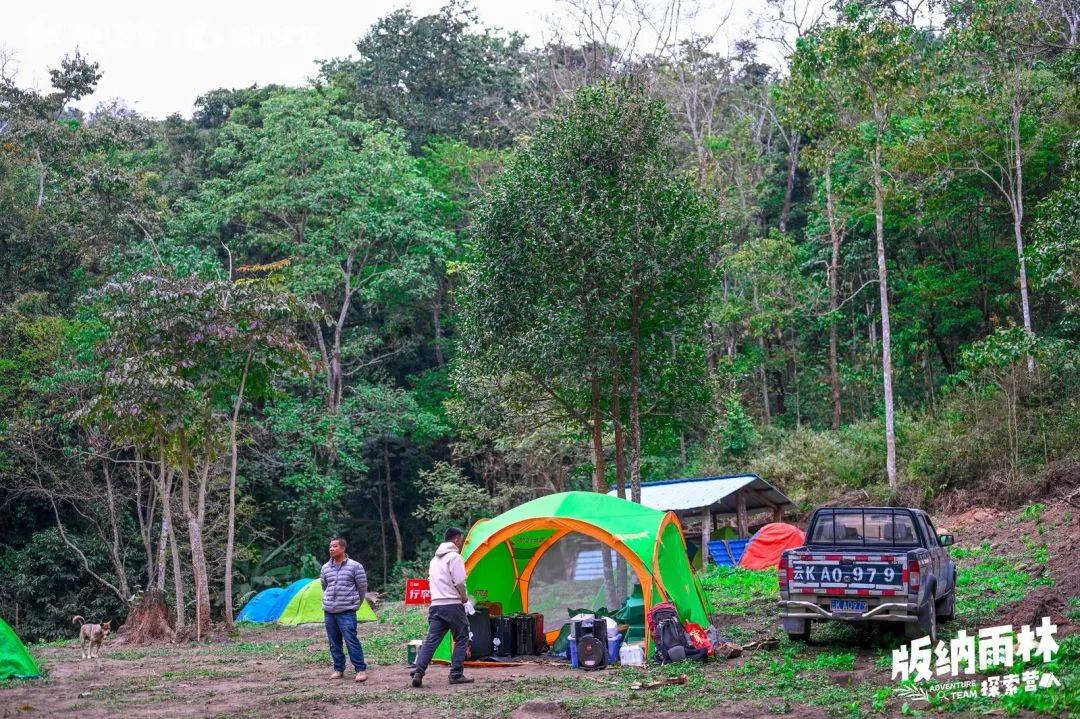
left=319, top=2, right=527, bottom=149
left=788, top=3, right=924, bottom=488
left=458, top=80, right=713, bottom=508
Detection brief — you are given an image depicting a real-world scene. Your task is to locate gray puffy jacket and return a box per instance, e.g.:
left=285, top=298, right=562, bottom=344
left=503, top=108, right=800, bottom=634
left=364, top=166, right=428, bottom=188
left=320, top=557, right=367, bottom=614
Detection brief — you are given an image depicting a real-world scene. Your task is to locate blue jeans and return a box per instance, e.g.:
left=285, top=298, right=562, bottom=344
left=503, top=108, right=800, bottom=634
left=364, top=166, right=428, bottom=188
left=324, top=610, right=367, bottom=672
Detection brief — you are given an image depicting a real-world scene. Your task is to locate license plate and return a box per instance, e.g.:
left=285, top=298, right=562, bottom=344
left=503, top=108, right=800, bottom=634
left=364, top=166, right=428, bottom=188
left=831, top=599, right=868, bottom=614
left=792, top=562, right=903, bottom=586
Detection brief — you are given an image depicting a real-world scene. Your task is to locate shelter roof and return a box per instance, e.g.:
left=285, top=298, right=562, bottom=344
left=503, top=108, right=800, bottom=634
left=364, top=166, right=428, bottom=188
left=606, top=474, right=792, bottom=514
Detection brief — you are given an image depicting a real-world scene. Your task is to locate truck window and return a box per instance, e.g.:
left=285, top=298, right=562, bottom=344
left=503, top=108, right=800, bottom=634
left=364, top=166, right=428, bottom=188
left=922, top=515, right=941, bottom=546
left=808, top=510, right=920, bottom=546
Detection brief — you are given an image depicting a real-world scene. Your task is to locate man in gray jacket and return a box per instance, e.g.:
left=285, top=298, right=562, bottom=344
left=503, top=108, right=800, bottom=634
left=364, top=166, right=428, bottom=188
left=321, top=536, right=368, bottom=682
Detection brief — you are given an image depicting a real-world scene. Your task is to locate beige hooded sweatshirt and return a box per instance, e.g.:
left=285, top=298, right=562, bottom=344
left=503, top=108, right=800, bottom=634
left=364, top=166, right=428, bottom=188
left=428, top=541, right=467, bottom=606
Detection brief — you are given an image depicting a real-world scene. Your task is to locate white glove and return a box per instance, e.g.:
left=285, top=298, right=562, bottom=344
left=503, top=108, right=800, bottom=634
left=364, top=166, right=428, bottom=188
left=464, top=600, right=476, bottom=615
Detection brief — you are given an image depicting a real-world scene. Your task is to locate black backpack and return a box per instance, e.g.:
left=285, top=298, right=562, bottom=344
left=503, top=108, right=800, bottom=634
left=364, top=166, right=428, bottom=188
left=648, top=602, right=708, bottom=664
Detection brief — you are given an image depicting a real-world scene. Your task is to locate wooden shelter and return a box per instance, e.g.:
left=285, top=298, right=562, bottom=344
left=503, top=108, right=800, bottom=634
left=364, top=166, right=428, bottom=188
left=606, top=474, right=794, bottom=567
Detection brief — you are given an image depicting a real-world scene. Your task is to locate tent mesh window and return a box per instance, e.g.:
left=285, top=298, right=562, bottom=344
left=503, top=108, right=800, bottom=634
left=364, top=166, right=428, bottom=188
left=527, top=532, right=638, bottom=633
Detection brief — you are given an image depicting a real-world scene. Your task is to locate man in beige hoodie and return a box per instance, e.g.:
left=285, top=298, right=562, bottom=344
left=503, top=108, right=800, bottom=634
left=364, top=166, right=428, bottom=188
left=410, top=527, right=474, bottom=687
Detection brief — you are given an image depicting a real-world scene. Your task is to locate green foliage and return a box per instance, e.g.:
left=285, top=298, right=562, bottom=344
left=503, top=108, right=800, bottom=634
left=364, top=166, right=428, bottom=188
left=0, top=527, right=131, bottom=641
left=414, top=462, right=493, bottom=537
left=1031, top=138, right=1080, bottom=334
left=319, top=2, right=526, bottom=149
left=699, top=566, right=778, bottom=616
left=719, top=394, right=757, bottom=459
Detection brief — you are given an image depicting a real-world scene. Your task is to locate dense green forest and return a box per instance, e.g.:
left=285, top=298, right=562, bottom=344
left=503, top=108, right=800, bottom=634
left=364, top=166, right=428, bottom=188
left=1, top=0, right=1076, bottom=640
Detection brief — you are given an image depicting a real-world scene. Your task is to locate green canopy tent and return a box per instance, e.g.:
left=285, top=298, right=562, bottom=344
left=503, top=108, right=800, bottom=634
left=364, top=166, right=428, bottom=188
left=0, top=618, right=41, bottom=680
left=434, top=491, right=712, bottom=659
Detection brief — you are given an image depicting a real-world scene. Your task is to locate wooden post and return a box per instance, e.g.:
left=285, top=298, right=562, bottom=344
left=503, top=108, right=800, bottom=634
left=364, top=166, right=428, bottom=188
left=700, top=505, right=711, bottom=570
left=736, top=490, right=749, bottom=538
left=773, top=505, right=783, bottom=523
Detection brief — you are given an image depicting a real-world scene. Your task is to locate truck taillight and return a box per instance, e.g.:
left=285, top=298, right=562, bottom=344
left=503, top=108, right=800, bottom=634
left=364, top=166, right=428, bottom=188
left=908, top=561, right=921, bottom=593
left=778, top=553, right=789, bottom=589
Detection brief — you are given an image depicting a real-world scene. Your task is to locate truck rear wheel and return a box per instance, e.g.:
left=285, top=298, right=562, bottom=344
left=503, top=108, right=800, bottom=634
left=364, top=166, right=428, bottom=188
left=936, top=588, right=955, bottom=621
left=905, top=598, right=937, bottom=642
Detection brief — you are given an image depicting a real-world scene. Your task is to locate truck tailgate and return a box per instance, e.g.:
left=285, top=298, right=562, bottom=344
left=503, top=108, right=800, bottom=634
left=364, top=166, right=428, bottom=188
left=787, top=551, right=908, bottom=595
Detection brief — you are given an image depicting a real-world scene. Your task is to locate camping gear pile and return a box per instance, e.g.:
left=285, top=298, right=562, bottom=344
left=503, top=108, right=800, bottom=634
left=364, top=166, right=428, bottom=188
left=432, top=491, right=713, bottom=665
left=465, top=606, right=548, bottom=659
left=236, top=578, right=377, bottom=625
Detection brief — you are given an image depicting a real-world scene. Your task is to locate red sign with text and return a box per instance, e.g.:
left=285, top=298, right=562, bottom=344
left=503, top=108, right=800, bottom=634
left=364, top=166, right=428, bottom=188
left=405, top=578, right=431, bottom=605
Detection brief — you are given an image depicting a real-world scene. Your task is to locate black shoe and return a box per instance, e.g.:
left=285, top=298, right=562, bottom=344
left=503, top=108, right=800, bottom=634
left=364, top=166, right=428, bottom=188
left=448, top=675, right=474, bottom=685
left=411, top=672, right=423, bottom=688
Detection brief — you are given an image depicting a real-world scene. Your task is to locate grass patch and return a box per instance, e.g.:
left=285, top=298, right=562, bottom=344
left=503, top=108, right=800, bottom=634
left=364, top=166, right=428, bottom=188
left=1019, top=503, right=1047, bottom=523
left=159, top=666, right=244, bottom=681
left=362, top=603, right=428, bottom=665
left=953, top=543, right=1053, bottom=628
left=700, top=566, right=778, bottom=616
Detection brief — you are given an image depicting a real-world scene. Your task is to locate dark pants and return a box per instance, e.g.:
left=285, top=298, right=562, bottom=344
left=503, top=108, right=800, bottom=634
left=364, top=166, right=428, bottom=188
left=324, top=610, right=367, bottom=672
left=412, top=603, right=469, bottom=678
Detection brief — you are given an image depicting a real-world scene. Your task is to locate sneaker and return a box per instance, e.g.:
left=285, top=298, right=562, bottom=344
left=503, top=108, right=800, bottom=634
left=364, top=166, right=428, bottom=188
left=354, top=671, right=367, bottom=683
left=448, top=675, right=474, bottom=685
left=411, top=671, right=423, bottom=688
left=330, top=671, right=344, bottom=680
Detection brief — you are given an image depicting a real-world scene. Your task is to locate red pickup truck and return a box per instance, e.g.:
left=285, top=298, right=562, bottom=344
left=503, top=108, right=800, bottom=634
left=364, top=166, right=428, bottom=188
left=777, top=507, right=957, bottom=642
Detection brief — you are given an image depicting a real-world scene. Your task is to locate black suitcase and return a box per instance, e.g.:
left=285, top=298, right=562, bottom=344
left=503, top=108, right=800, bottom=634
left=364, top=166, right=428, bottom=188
left=491, top=615, right=515, bottom=656
left=514, top=613, right=536, bottom=655
left=468, top=607, right=493, bottom=659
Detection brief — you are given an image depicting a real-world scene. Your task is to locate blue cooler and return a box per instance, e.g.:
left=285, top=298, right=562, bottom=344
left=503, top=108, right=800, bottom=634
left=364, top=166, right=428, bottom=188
left=608, top=633, right=624, bottom=664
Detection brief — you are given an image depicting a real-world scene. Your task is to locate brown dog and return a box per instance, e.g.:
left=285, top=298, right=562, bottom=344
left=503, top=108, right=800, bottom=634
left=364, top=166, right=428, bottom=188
left=72, top=616, right=111, bottom=659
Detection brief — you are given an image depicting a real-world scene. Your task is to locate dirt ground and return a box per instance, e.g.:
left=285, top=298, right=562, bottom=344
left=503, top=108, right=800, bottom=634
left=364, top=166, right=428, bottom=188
left=2, top=498, right=1075, bottom=719
left=0, top=625, right=788, bottom=719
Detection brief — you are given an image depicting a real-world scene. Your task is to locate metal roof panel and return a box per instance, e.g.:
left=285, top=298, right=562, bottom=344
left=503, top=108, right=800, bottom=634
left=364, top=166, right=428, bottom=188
left=606, top=474, right=793, bottom=513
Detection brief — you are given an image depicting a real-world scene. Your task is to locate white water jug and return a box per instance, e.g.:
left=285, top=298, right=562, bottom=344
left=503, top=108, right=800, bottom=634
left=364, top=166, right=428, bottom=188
left=619, top=643, right=646, bottom=666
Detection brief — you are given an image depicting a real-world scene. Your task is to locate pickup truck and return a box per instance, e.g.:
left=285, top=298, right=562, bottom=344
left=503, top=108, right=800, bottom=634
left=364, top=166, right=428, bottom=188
left=777, top=507, right=956, bottom=642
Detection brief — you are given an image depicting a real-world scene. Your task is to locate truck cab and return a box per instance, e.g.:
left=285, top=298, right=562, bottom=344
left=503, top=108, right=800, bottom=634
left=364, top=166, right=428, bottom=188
left=777, top=507, right=956, bottom=642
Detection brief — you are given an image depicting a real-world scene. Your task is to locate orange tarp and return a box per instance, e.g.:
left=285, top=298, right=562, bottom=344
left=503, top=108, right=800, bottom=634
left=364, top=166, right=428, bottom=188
left=738, top=523, right=806, bottom=570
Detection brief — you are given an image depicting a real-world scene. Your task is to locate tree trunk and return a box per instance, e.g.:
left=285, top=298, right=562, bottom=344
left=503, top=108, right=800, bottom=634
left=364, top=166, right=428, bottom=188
left=628, top=295, right=643, bottom=504
left=779, top=133, right=800, bottom=234
left=1011, top=100, right=1035, bottom=375
left=223, top=353, right=253, bottom=631
left=825, top=165, right=843, bottom=430
left=168, top=508, right=185, bottom=630
left=185, top=518, right=211, bottom=639
left=377, top=485, right=388, bottom=585
left=101, top=459, right=131, bottom=601
left=179, top=439, right=211, bottom=639
left=700, top=506, right=711, bottom=570
left=611, top=368, right=626, bottom=500
left=611, top=366, right=628, bottom=604
left=433, top=283, right=445, bottom=367
left=754, top=285, right=771, bottom=425
left=589, top=364, right=618, bottom=607
left=154, top=455, right=172, bottom=591
left=589, top=365, right=606, bottom=492
left=872, top=137, right=898, bottom=489
left=384, top=439, right=404, bottom=565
